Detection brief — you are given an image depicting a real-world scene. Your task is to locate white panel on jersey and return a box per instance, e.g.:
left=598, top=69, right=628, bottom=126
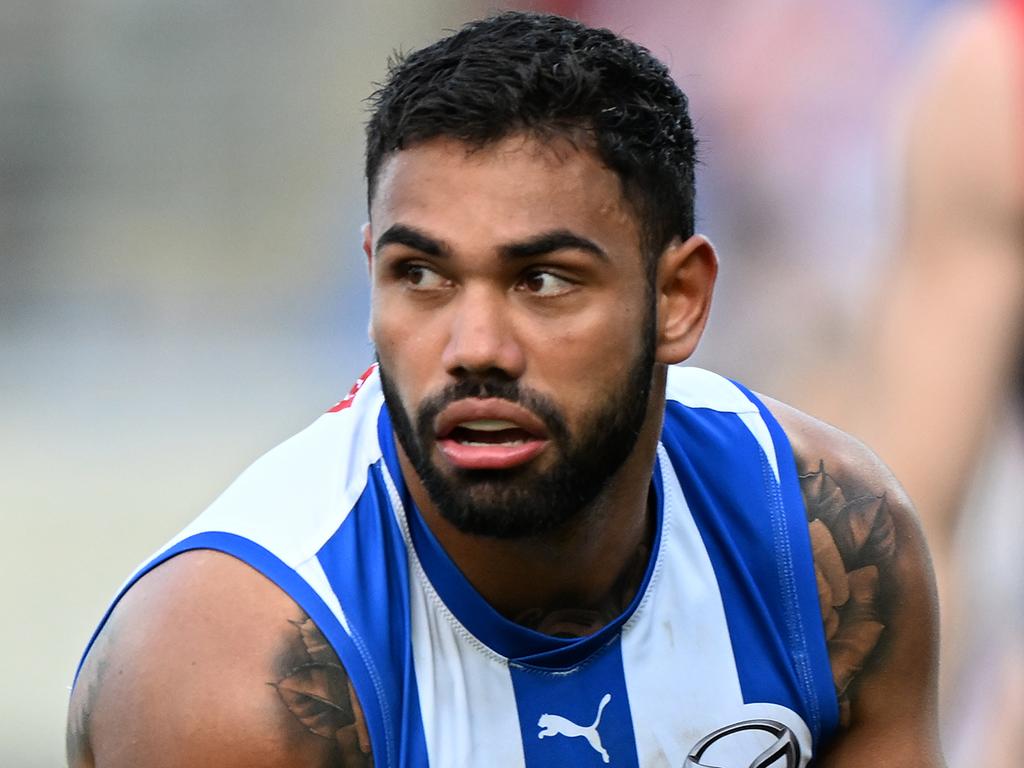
left=408, top=567, right=526, bottom=767
left=167, top=377, right=387, bottom=567
left=738, top=411, right=780, bottom=482
left=665, top=366, right=759, bottom=414
left=621, top=446, right=747, bottom=766
left=381, top=464, right=527, bottom=767
left=295, top=556, right=352, bottom=634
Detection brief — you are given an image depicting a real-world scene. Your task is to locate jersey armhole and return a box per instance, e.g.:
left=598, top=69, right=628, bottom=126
left=728, top=382, right=842, bottom=745
left=73, top=531, right=393, bottom=766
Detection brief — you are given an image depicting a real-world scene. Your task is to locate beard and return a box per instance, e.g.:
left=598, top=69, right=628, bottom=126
left=378, top=318, right=656, bottom=539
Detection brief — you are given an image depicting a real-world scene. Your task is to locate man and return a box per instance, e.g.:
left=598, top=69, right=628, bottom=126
left=839, top=1, right=1024, bottom=764
left=67, top=12, right=943, bottom=767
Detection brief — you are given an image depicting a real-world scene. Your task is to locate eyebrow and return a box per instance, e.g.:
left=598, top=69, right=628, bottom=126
left=501, top=230, right=608, bottom=262
left=374, top=224, right=445, bottom=257
left=375, top=224, right=608, bottom=263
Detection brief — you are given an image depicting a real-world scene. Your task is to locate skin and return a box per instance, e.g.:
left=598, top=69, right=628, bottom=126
left=67, top=133, right=943, bottom=766
left=365, top=134, right=710, bottom=619
left=769, top=399, right=943, bottom=766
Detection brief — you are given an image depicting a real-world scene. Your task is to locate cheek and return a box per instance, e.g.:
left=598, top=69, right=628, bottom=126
left=538, top=296, right=645, bottom=365
left=371, top=300, right=444, bottom=401
left=371, top=290, right=417, bottom=354
left=370, top=297, right=407, bottom=368
left=527, top=297, right=647, bottom=404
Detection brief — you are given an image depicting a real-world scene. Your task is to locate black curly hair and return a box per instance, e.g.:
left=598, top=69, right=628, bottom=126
left=365, top=11, right=698, bottom=261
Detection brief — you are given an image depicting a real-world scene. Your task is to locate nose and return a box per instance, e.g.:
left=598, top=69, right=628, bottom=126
left=441, top=287, right=525, bottom=379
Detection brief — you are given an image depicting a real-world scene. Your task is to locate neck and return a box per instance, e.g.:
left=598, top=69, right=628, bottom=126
left=398, top=384, right=666, bottom=637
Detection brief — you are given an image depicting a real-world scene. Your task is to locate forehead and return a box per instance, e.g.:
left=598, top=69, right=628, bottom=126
left=369, top=134, right=642, bottom=252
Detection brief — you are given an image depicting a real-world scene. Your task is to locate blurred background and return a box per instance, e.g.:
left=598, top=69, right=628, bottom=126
left=3, top=0, right=1019, bottom=765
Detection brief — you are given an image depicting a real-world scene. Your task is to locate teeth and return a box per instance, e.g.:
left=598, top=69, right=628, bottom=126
left=457, top=419, right=519, bottom=431
left=459, top=440, right=526, bottom=447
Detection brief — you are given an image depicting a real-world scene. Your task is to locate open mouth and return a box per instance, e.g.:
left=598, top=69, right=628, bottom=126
left=448, top=419, right=535, bottom=446
left=435, top=404, right=550, bottom=470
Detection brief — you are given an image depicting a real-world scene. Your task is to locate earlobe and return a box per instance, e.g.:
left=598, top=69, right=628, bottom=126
left=655, top=235, right=718, bottom=365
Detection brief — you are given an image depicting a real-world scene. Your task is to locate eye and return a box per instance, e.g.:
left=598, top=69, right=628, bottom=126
left=517, top=270, right=575, bottom=297
left=399, top=263, right=450, bottom=291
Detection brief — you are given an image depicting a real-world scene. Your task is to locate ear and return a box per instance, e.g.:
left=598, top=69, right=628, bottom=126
left=655, top=234, right=718, bottom=365
left=362, top=222, right=376, bottom=344
left=361, top=222, right=373, bottom=274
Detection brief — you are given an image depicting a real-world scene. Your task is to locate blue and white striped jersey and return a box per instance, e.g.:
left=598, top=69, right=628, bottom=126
left=80, top=365, right=838, bottom=767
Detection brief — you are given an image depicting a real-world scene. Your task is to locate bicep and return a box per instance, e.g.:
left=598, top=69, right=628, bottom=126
left=813, top=497, right=945, bottom=767
left=67, top=550, right=373, bottom=768
left=767, top=399, right=944, bottom=765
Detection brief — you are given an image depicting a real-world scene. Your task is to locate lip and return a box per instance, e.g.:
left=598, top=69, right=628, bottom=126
left=434, top=398, right=550, bottom=471
left=435, top=398, right=549, bottom=440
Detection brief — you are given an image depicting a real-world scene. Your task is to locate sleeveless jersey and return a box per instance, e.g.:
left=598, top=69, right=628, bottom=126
left=77, top=365, right=838, bottom=767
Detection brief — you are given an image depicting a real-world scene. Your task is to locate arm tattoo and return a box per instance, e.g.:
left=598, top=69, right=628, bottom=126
left=271, top=615, right=373, bottom=767
left=67, top=625, right=114, bottom=767
left=799, top=459, right=897, bottom=726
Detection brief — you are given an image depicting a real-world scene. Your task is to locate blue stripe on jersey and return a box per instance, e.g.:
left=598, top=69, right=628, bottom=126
left=74, top=532, right=395, bottom=765
left=661, top=399, right=836, bottom=745
left=315, top=462, right=429, bottom=768
left=729, top=382, right=840, bottom=741
left=377, top=404, right=667, bottom=669
left=511, top=636, right=639, bottom=768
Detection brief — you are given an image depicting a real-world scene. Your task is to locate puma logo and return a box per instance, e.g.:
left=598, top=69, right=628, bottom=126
left=537, top=692, right=612, bottom=763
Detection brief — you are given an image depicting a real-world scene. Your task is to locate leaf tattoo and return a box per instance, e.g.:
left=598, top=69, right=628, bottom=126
left=271, top=616, right=372, bottom=765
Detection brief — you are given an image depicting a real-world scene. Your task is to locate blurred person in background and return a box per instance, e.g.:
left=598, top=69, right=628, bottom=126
left=838, top=1, right=1024, bottom=765
left=66, top=11, right=944, bottom=767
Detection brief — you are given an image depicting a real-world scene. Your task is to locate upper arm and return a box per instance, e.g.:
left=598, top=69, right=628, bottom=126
left=765, top=397, right=945, bottom=767
left=859, top=3, right=1024, bottom=543
left=67, top=550, right=373, bottom=768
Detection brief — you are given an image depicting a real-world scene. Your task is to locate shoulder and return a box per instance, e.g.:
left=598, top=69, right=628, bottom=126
left=175, top=367, right=388, bottom=563
left=762, top=397, right=944, bottom=764
left=922, top=1, right=1021, bottom=78
left=907, top=0, right=1021, bottom=123
left=900, top=0, right=1024, bottom=226
left=67, top=551, right=374, bottom=767
left=765, top=396, right=920, bottom=616
left=765, top=395, right=913, bottom=512
left=67, top=369, right=389, bottom=767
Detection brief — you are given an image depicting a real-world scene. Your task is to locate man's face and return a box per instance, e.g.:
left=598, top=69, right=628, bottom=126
left=367, top=134, right=657, bottom=538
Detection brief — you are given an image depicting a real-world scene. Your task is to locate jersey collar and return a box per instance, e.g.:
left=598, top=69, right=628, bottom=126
left=377, top=404, right=664, bottom=668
